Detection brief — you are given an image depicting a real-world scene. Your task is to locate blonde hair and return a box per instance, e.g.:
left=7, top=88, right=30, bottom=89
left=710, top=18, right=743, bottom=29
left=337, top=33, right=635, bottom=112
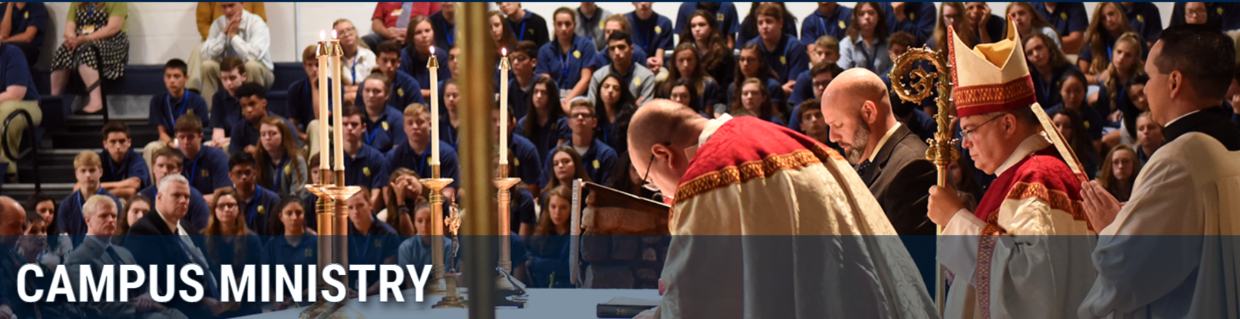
left=403, top=103, right=429, bottom=118
left=74, top=151, right=101, bottom=169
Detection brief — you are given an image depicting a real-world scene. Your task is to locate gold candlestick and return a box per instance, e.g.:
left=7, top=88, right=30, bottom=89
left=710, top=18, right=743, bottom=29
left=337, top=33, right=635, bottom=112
left=494, top=164, right=521, bottom=291
left=433, top=200, right=466, bottom=308
left=420, top=164, right=454, bottom=296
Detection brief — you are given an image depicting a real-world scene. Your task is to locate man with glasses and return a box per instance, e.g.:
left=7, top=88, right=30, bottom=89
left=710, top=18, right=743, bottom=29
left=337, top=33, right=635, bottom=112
left=544, top=98, right=617, bottom=186
left=788, top=61, right=844, bottom=132
left=628, top=99, right=935, bottom=318
left=927, top=26, right=1094, bottom=319
left=333, top=18, right=377, bottom=107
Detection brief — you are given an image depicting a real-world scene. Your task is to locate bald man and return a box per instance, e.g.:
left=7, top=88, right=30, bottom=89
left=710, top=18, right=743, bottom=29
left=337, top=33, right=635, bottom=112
left=628, top=100, right=935, bottom=319
left=822, top=68, right=935, bottom=236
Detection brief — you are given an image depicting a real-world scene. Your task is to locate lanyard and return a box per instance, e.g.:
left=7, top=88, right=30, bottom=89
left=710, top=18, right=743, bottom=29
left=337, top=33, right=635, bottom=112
left=559, top=39, right=574, bottom=87
left=167, top=89, right=188, bottom=127
left=631, top=15, right=654, bottom=52
left=357, top=230, right=373, bottom=261
left=416, top=145, right=432, bottom=177
left=514, top=20, right=528, bottom=41
left=858, top=39, right=880, bottom=72
left=244, top=186, right=262, bottom=226
left=366, top=122, right=383, bottom=145
left=186, top=156, right=199, bottom=186
left=271, top=157, right=286, bottom=190
left=442, top=20, right=454, bottom=46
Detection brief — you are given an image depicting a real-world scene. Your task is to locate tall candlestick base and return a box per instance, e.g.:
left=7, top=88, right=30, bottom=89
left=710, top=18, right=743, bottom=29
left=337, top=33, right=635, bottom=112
left=419, top=177, right=454, bottom=296
left=301, top=182, right=362, bottom=319
left=494, top=176, right=521, bottom=292
left=434, top=200, right=466, bottom=308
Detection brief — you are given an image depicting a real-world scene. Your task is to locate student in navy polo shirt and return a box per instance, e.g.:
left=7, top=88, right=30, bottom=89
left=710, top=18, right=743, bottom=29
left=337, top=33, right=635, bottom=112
left=493, top=104, right=543, bottom=197
left=790, top=36, right=841, bottom=107
left=227, top=152, right=280, bottom=236
left=675, top=2, right=740, bottom=48
left=400, top=16, right=450, bottom=99
left=1078, top=3, right=1148, bottom=86
left=748, top=3, right=809, bottom=96
left=0, top=39, right=39, bottom=177
left=538, top=7, right=600, bottom=107
left=145, top=59, right=209, bottom=170
left=728, top=43, right=785, bottom=115
left=0, top=2, right=47, bottom=65
left=98, top=121, right=148, bottom=199
left=284, top=45, right=326, bottom=134
left=509, top=41, right=543, bottom=120
left=546, top=99, right=617, bottom=187
left=345, top=189, right=400, bottom=295
left=359, top=74, right=407, bottom=153
left=58, top=151, right=122, bottom=246
left=230, top=82, right=301, bottom=156
left=340, top=105, right=392, bottom=206
left=592, top=15, right=649, bottom=73
left=440, top=78, right=461, bottom=148
left=881, top=2, right=936, bottom=47
left=789, top=62, right=844, bottom=132
left=659, top=43, right=725, bottom=115
left=576, top=3, right=612, bottom=51
left=738, top=3, right=798, bottom=49
left=360, top=40, right=424, bottom=115
left=625, top=2, right=674, bottom=77
left=209, top=57, right=250, bottom=149
left=1117, top=2, right=1161, bottom=47
left=966, top=2, right=1006, bottom=45
left=138, top=146, right=211, bottom=231
left=499, top=2, right=550, bottom=47
left=429, top=2, right=456, bottom=51
left=202, top=190, right=267, bottom=318
left=396, top=201, right=452, bottom=278
left=801, top=2, right=852, bottom=50
left=1032, top=2, right=1088, bottom=54
left=518, top=77, right=571, bottom=167
left=266, top=197, right=315, bottom=309
left=386, top=103, right=459, bottom=202
left=174, top=113, right=233, bottom=202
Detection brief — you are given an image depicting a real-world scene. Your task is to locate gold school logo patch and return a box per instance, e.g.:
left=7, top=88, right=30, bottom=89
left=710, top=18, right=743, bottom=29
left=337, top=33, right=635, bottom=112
left=717, top=13, right=724, bottom=22
left=258, top=205, right=265, bottom=214
left=397, top=88, right=405, bottom=97
left=382, top=121, right=390, bottom=130
left=592, top=160, right=600, bottom=169
left=573, top=50, right=581, bottom=59
left=284, top=165, right=292, bottom=174
left=202, top=170, right=209, bottom=177
left=374, top=239, right=382, bottom=247
left=363, top=167, right=372, bottom=176
left=305, top=249, right=313, bottom=257
left=838, top=20, right=846, bottom=29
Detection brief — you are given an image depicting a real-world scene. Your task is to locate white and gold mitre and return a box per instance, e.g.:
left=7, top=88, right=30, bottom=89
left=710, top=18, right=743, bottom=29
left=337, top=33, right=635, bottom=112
left=948, top=22, right=1037, bottom=118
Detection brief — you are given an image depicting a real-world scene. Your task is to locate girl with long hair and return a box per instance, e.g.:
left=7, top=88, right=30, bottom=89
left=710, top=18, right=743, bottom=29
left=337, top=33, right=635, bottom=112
left=928, top=2, right=977, bottom=52
left=1050, top=108, right=1100, bottom=180
left=1004, top=2, right=1062, bottom=50
left=680, top=9, right=736, bottom=86
left=526, top=185, right=575, bottom=288
left=266, top=197, right=316, bottom=310
left=112, top=194, right=150, bottom=245
left=1090, top=32, right=1144, bottom=120
left=256, top=117, right=307, bottom=198
left=660, top=43, right=723, bottom=115
left=1025, top=32, right=1077, bottom=108
left=402, top=16, right=449, bottom=97
left=1079, top=2, right=1143, bottom=85
left=1097, top=145, right=1139, bottom=201
left=24, top=194, right=72, bottom=263
left=542, top=146, right=591, bottom=201
left=668, top=79, right=703, bottom=117
left=540, top=7, right=597, bottom=104
left=204, top=190, right=265, bottom=317
left=839, top=2, right=892, bottom=73
left=440, top=78, right=462, bottom=148
left=729, top=43, right=784, bottom=115
left=593, top=74, right=638, bottom=153
left=732, top=78, right=784, bottom=125
left=383, top=168, right=424, bottom=238
left=518, top=77, right=569, bottom=161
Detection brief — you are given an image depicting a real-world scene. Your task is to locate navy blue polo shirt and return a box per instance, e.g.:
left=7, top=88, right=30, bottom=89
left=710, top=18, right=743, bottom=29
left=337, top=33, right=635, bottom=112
left=0, top=43, right=37, bottom=101
left=726, top=78, right=785, bottom=110
left=284, top=78, right=331, bottom=131
left=1077, top=32, right=1149, bottom=66
left=800, top=5, right=853, bottom=45
left=99, top=149, right=149, bottom=188
left=361, top=105, right=406, bottom=153
left=1031, top=63, right=1079, bottom=110
left=229, top=112, right=302, bottom=155
left=57, top=188, right=122, bottom=246
left=429, top=10, right=456, bottom=51
left=398, top=46, right=451, bottom=91
left=438, top=117, right=459, bottom=149
left=211, top=90, right=245, bottom=136
left=788, top=70, right=816, bottom=109
left=510, top=187, right=536, bottom=234
left=748, top=35, right=808, bottom=85
left=0, top=3, right=47, bottom=48
left=510, top=133, right=543, bottom=187
left=515, top=116, right=571, bottom=167
left=675, top=2, right=740, bottom=37
left=1119, top=2, right=1161, bottom=42
left=347, top=218, right=401, bottom=288
left=1046, top=103, right=1105, bottom=141
left=1033, top=2, right=1088, bottom=40
left=737, top=16, right=798, bottom=49
left=344, top=144, right=391, bottom=190
left=149, top=90, right=210, bottom=136
left=507, top=74, right=545, bottom=121
left=537, top=36, right=600, bottom=94
left=593, top=45, right=648, bottom=70
left=182, top=146, right=233, bottom=195
left=979, top=15, right=1007, bottom=44
left=138, top=185, right=210, bottom=231
left=354, top=71, right=425, bottom=115
left=266, top=233, right=317, bottom=268
left=625, top=12, right=674, bottom=62
left=543, top=139, right=616, bottom=186
left=235, top=185, right=280, bottom=236
left=881, top=2, right=935, bottom=46
left=385, top=140, right=460, bottom=189
left=508, top=11, right=550, bottom=46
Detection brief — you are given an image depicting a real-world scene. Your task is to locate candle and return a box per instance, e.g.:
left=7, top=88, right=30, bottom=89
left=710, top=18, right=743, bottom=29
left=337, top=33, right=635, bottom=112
left=429, top=46, right=441, bottom=166
left=331, top=30, right=345, bottom=171
left=317, top=31, right=329, bottom=171
left=498, top=48, right=509, bottom=164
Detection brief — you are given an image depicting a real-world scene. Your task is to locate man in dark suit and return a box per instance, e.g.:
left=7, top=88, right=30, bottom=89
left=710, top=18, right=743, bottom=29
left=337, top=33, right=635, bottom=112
left=67, top=195, right=186, bottom=319
left=125, top=175, right=226, bottom=319
left=821, top=68, right=936, bottom=235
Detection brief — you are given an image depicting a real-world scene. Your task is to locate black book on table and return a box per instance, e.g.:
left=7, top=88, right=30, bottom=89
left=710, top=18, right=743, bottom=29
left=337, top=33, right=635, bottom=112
left=596, top=297, right=660, bottom=318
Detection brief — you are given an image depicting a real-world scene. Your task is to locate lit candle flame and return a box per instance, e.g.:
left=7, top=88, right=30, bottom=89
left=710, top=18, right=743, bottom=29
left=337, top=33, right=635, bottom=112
left=502, top=48, right=507, bottom=56
left=431, top=46, right=435, bottom=54
left=332, top=30, right=338, bottom=39
left=319, top=30, right=325, bottom=41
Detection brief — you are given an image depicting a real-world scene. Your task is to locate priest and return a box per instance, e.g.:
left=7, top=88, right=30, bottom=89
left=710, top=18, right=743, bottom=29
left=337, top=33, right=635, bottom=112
left=926, top=24, right=1096, bottom=319
left=1078, top=24, right=1240, bottom=319
left=628, top=100, right=936, bottom=318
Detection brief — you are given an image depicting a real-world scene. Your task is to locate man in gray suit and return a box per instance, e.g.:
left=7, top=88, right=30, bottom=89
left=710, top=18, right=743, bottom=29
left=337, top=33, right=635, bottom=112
left=65, top=195, right=187, bottom=319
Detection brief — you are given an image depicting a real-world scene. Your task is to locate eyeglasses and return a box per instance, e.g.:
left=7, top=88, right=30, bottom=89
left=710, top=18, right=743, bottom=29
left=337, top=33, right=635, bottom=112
left=640, top=142, right=670, bottom=193
left=960, top=114, right=1005, bottom=142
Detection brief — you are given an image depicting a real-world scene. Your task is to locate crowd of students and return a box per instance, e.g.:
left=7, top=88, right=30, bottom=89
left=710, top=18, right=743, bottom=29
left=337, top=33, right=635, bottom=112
left=4, top=2, right=1240, bottom=318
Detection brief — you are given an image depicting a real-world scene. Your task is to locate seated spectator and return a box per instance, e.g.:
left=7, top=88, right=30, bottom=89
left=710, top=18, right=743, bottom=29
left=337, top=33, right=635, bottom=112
left=196, top=2, right=265, bottom=41
left=226, top=152, right=279, bottom=236
left=967, top=2, right=1005, bottom=44
left=266, top=197, right=315, bottom=310
left=340, top=106, right=392, bottom=205
left=439, top=78, right=461, bottom=148
left=1134, top=111, right=1163, bottom=164
left=797, top=99, right=835, bottom=148
left=495, top=152, right=536, bottom=237
left=380, top=168, right=420, bottom=237
left=545, top=99, right=617, bottom=187
left=335, top=18, right=376, bottom=107
left=17, top=203, right=50, bottom=266
left=198, top=2, right=274, bottom=108
left=492, top=104, right=543, bottom=196
left=58, top=151, right=122, bottom=246
left=0, top=2, right=47, bottom=65
left=928, top=2, right=976, bottom=51
left=500, top=2, right=549, bottom=47
left=800, top=3, right=851, bottom=49
left=145, top=59, right=209, bottom=170
left=591, top=15, right=648, bottom=74
left=355, top=40, right=424, bottom=116
left=592, top=74, right=638, bottom=153
left=1182, top=2, right=1212, bottom=27
left=359, top=74, right=406, bottom=152
left=738, top=2, right=797, bottom=47
left=881, top=2, right=935, bottom=46
left=537, top=7, right=599, bottom=106
left=726, top=43, right=784, bottom=117
left=1031, top=1, right=1088, bottom=53
left=255, top=117, right=307, bottom=198
left=488, top=10, right=519, bottom=57
left=518, top=77, right=571, bottom=165
left=731, top=78, right=785, bottom=125
left=624, top=2, right=673, bottom=77
left=230, top=82, right=300, bottom=156
left=1088, top=32, right=1145, bottom=122
left=50, top=2, right=128, bottom=114
left=577, top=3, right=613, bottom=51
left=429, top=2, right=455, bottom=50
left=1048, top=69, right=1106, bottom=142
left=208, top=57, right=250, bottom=148
left=137, top=146, right=210, bottom=231
left=838, top=2, right=892, bottom=74
left=1118, top=2, right=1161, bottom=47
left=588, top=30, right=656, bottom=105
left=386, top=103, right=458, bottom=201
left=300, top=154, right=323, bottom=231
left=789, top=62, right=844, bottom=132
left=541, top=146, right=591, bottom=204
left=677, top=2, right=739, bottom=48
left=396, top=201, right=450, bottom=283
left=361, top=2, right=440, bottom=50
left=285, top=45, right=323, bottom=136
left=1079, top=3, right=1145, bottom=86
left=1050, top=108, right=1099, bottom=180
left=1005, top=2, right=1063, bottom=50
left=667, top=79, right=702, bottom=116
left=113, top=193, right=149, bottom=245
left=789, top=35, right=842, bottom=106
left=400, top=16, right=450, bottom=98
left=681, top=9, right=737, bottom=87
left=1098, top=144, right=1139, bottom=202
left=174, top=113, right=234, bottom=201
left=1026, top=32, right=1075, bottom=108
left=99, top=121, right=148, bottom=199
left=202, top=189, right=265, bottom=317
left=526, top=185, right=574, bottom=288
left=0, top=31, right=38, bottom=178
left=508, top=41, right=544, bottom=120
left=747, top=3, right=808, bottom=95
left=345, top=189, right=401, bottom=296
left=658, top=43, right=724, bottom=115
left=24, top=194, right=66, bottom=253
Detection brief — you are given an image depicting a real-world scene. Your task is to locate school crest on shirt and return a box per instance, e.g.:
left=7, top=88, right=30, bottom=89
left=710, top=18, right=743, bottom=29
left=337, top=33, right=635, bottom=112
left=363, top=167, right=372, bottom=176
left=202, top=169, right=209, bottom=177
left=374, top=239, right=382, bottom=247
left=1060, top=12, right=1068, bottom=20
left=909, top=13, right=915, bottom=20
left=398, top=88, right=405, bottom=97
left=838, top=20, right=846, bottom=29
left=391, top=8, right=402, bottom=16
left=780, top=56, right=787, bottom=65
left=258, top=205, right=266, bottom=214
left=515, top=158, right=521, bottom=166
left=634, top=77, right=642, bottom=85
left=717, top=13, right=725, bottom=22
left=1136, top=14, right=1144, bottom=23
left=23, top=12, right=28, bottom=19
left=284, top=165, right=292, bottom=174
left=528, top=29, right=534, bottom=35
left=599, top=21, right=605, bottom=29
left=654, top=26, right=662, bottom=34
left=305, top=249, right=313, bottom=257
left=592, top=160, right=600, bottom=169
left=573, top=50, right=581, bottom=58
left=382, top=121, right=390, bottom=130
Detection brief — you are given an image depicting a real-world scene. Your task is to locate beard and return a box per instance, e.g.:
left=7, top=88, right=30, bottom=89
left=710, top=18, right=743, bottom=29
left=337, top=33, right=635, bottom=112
left=841, top=120, right=872, bottom=165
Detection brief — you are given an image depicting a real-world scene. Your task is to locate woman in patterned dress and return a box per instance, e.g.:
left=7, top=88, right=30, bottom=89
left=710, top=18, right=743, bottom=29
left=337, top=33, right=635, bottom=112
left=49, top=2, right=129, bottom=114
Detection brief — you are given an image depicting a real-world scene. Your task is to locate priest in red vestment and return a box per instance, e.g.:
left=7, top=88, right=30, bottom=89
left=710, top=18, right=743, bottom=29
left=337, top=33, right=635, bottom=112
left=927, top=23, right=1096, bottom=319
left=628, top=100, right=936, bottom=319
